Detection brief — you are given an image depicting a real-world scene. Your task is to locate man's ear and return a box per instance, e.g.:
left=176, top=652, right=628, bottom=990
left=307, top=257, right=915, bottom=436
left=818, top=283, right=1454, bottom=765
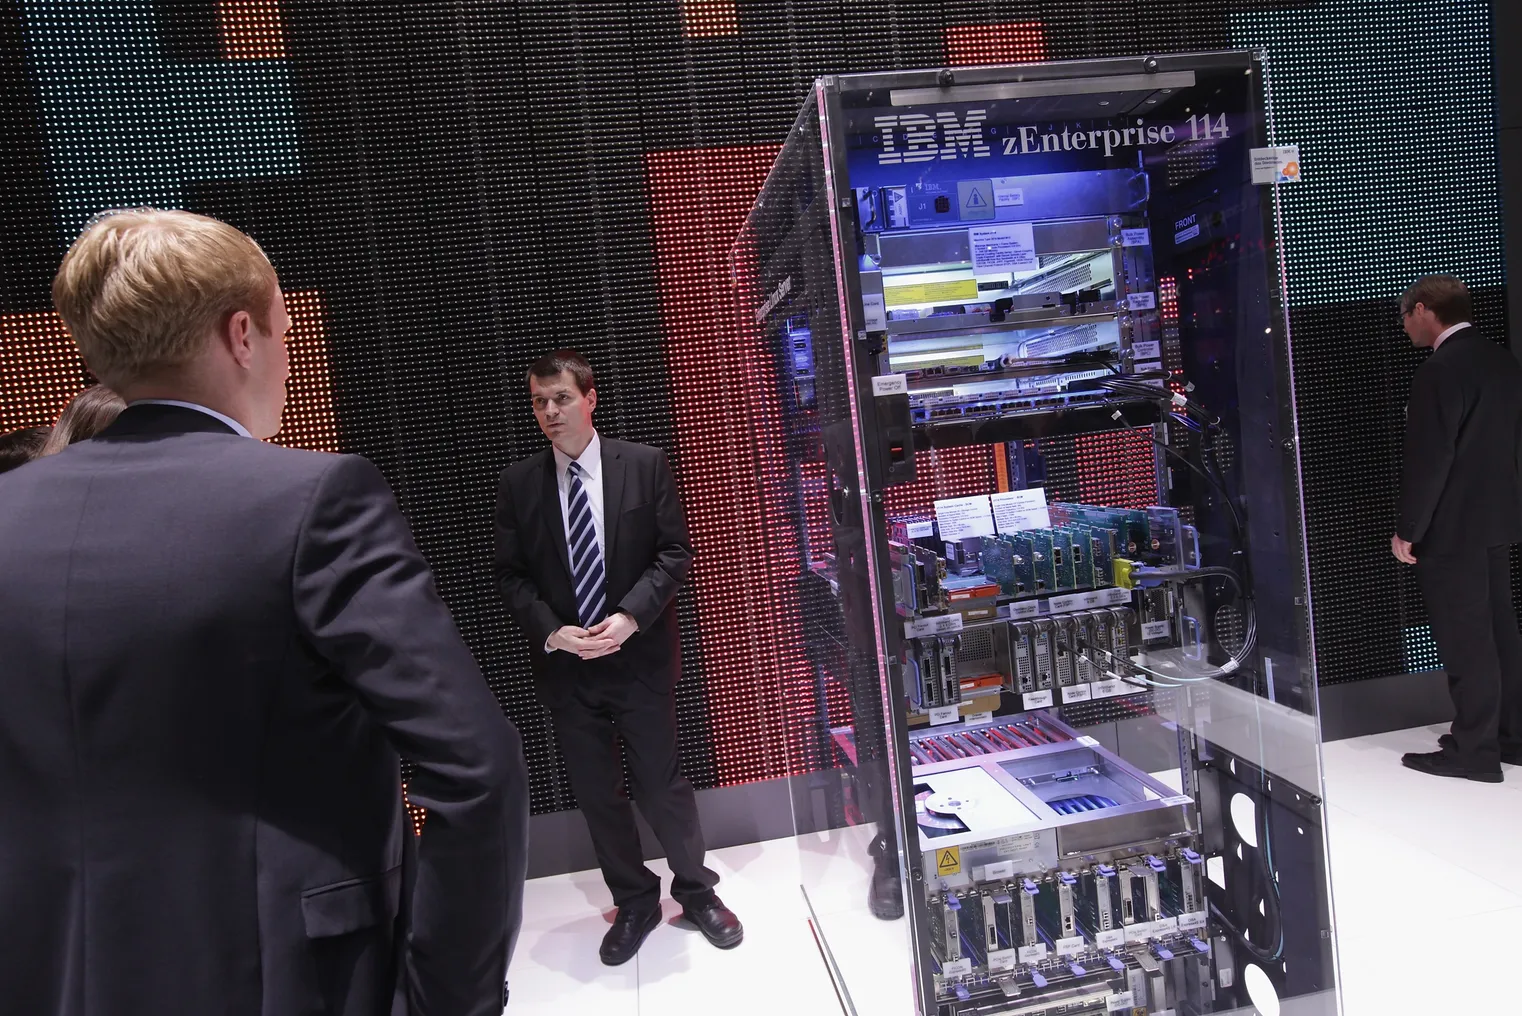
left=586, top=387, right=597, bottom=413
left=222, top=310, right=255, bottom=370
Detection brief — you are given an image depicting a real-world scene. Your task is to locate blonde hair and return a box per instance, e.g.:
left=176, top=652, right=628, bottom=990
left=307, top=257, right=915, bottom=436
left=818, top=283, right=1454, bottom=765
left=40, top=384, right=127, bottom=456
left=51, top=208, right=278, bottom=387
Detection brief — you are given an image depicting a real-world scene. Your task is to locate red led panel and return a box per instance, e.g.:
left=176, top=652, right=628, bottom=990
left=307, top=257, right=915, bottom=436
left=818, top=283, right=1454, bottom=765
left=1074, top=429, right=1156, bottom=509
left=799, top=459, right=833, bottom=558
left=680, top=0, right=740, bottom=37
left=217, top=0, right=287, bottom=60
left=944, top=22, right=1048, bottom=67
left=0, top=311, right=87, bottom=433
left=647, top=144, right=826, bottom=786
left=883, top=446, right=997, bottom=517
left=1159, top=276, right=1179, bottom=324
left=270, top=289, right=340, bottom=453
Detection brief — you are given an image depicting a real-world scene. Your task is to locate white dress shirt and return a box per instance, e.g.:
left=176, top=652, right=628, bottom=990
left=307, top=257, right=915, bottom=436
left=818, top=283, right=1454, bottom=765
left=1433, top=321, right=1472, bottom=350
left=130, top=399, right=254, bottom=438
left=546, top=431, right=606, bottom=651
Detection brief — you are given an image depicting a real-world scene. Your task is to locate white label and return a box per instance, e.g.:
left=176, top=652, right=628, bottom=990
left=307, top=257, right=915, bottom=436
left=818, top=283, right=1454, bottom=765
left=1061, top=683, right=1093, bottom=703
left=1078, top=736, right=1099, bottom=747
left=1174, top=223, right=1201, bottom=244
left=1163, top=794, right=1193, bottom=807
left=1096, top=929, right=1126, bottom=949
left=982, top=860, right=1016, bottom=881
left=988, top=948, right=1019, bottom=972
left=1010, top=600, right=1042, bottom=620
left=904, top=612, right=964, bottom=638
left=1127, top=292, right=1157, bottom=310
left=1132, top=340, right=1161, bottom=359
left=1023, top=689, right=1055, bottom=710
left=1141, top=620, right=1170, bottom=642
left=930, top=705, right=960, bottom=727
left=934, top=495, right=996, bottom=541
left=904, top=520, right=936, bottom=540
left=1125, top=921, right=1156, bottom=943
left=969, top=222, right=1038, bottom=273
left=1121, top=228, right=1151, bottom=246
left=1135, top=360, right=1163, bottom=373
left=1155, top=916, right=1180, bottom=934
left=1056, top=936, right=1087, bottom=957
left=1108, top=992, right=1136, bottom=1011
left=871, top=373, right=908, bottom=397
left=862, top=293, right=887, bottom=332
left=1102, top=587, right=1132, bottom=606
left=965, top=711, right=994, bottom=726
left=1049, top=590, right=1105, bottom=614
left=1018, top=944, right=1048, bottom=964
left=941, top=958, right=972, bottom=978
left=1250, top=145, right=1301, bottom=185
left=990, top=178, right=1026, bottom=206
left=1091, top=678, right=1130, bottom=699
left=1178, top=910, right=1208, bottom=931
left=991, top=487, right=1051, bottom=533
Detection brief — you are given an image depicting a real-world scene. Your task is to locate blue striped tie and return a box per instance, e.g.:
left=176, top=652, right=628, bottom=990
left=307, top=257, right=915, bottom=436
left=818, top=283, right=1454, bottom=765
left=566, top=462, right=606, bottom=627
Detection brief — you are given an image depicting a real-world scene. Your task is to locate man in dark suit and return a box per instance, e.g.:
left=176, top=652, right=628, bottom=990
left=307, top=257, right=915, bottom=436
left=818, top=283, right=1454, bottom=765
left=1393, top=274, right=1522, bottom=782
left=0, top=208, right=529, bottom=1016
left=494, top=350, right=742, bottom=965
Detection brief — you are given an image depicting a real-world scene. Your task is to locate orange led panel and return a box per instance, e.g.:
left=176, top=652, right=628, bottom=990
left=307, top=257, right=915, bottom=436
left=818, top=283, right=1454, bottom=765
left=680, top=0, right=739, bottom=38
left=944, top=22, right=1048, bottom=67
left=217, top=0, right=287, bottom=60
left=270, top=289, right=340, bottom=453
left=0, top=311, right=88, bottom=434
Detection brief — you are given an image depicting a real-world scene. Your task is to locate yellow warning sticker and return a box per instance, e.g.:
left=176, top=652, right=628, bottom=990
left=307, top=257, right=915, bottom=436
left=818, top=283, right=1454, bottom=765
left=936, top=846, right=962, bottom=877
left=884, top=279, right=979, bottom=306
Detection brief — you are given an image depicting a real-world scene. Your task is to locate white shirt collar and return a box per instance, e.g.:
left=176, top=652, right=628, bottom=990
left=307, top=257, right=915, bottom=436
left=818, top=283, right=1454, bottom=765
left=1433, top=322, right=1472, bottom=350
left=129, top=399, right=254, bottom=438
left=552, top=430, right=601, bottom=478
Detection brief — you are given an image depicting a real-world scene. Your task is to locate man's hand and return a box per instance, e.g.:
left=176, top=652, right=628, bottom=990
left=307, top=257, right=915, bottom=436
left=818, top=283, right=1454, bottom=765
left=1391, top=534, right=1417, bottom=565
left=584, top=612, right=639, bottom=659
left=547, top=625, right=621, bottom=660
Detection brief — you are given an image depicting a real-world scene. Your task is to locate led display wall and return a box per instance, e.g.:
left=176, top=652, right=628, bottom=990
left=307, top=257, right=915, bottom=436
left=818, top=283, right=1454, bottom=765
left=0, top=0, right=1503, bottom=815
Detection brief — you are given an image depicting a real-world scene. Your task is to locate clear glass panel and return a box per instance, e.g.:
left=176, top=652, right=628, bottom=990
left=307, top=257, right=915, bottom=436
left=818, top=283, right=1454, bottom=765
left=737, top=51, right=1338, bottom=1016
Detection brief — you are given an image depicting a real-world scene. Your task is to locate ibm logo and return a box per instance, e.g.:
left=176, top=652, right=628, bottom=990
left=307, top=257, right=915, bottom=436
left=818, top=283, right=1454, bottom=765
left=874, top=109, right=991, bottom=165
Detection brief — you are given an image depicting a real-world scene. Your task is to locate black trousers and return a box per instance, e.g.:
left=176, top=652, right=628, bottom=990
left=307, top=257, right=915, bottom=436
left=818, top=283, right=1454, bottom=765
left=1417, top=544, right=1522, bottom=769
left=549, top=674, right=718, bottom=911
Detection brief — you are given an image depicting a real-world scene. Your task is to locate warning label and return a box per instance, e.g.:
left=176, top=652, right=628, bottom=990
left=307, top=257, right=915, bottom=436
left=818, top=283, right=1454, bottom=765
left=957, top=180, right=996, bottom=221
left=936, top=846, right=962, bottom=876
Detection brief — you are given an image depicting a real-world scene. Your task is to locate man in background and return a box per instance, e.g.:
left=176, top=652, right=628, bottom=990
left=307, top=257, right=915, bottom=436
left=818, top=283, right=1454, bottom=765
left=495, top=350, right=742, bottom=966
left=1392, top=274, right=1522, bottom=782
left=0, top=426, right=48, bottom=473
left=0, top=208, right=529, bottom=1015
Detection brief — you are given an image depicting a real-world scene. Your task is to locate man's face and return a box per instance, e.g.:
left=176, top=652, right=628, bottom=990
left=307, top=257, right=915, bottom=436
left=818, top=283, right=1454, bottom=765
left=1402, top=302, right=1441, bottom=348
left=530, top=369, right=596, bottom=453
left=248, top=288, right=291, bottom=439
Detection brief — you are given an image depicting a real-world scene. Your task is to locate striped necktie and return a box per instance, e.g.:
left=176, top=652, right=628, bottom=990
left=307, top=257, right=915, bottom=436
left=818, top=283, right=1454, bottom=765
left=566, top=461, right=606, bottom=627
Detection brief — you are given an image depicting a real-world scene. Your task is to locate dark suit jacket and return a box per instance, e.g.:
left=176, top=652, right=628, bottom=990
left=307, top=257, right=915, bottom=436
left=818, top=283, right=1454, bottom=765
left=1398, top=326, right=1522, bottom=555
left=494, top=437, right=691, bottom=706
left=0, top=404, right=529, bottom=1016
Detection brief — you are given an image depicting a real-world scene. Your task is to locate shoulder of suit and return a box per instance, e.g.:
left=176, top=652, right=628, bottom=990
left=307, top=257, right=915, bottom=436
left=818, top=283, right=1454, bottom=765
left=501, top=447, right=553, bottom=478
left=601, top=437, right=662, bottom=461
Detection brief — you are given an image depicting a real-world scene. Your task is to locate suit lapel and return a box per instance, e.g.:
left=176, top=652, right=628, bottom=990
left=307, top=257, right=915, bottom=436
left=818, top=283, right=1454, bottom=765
left=602, top=439, right=626, bottom=565
left=540, top=453, right=573, bottom=584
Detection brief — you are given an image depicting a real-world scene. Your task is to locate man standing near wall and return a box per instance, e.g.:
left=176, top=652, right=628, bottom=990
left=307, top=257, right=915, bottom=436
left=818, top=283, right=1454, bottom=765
left=495, top=349, right=743, bottom=965
left=1392, top=274, right=1522, bottom=782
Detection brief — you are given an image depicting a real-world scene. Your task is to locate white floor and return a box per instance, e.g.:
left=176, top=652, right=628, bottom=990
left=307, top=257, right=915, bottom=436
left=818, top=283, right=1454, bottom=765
left=507, top=723, right=1522, bottom=1016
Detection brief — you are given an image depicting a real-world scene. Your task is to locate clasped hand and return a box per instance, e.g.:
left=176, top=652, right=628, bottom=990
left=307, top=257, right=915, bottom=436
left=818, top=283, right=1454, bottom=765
left=550, top=612, right=638, bottom=660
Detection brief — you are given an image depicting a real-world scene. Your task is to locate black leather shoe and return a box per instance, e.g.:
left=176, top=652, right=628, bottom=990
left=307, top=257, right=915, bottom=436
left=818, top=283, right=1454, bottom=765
left=869, top=860, right=904, bottom=921
left=683, top=896, right=743, bottom=949
left=600, top=905, right=663, bottom=966
left=1438, top=734, right=1522, bottom=766
left=1402, top=750, right=1503, bottom=783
